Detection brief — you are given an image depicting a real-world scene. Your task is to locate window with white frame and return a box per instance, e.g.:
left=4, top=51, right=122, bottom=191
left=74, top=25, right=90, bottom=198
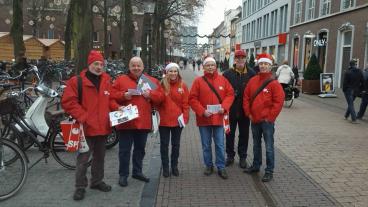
left=271, top=9, right=277, bottom=35
left=280, top=6, right=284, bottom=33
left=263, top=14, right=269, bottom=37
left=341, top=0, right=355, bottom=10
left=257, top=0, right=262, bottom=10
left=306, top=0, right=315, bottom=21
left=242, top=25, right=246, bottom=43
left=243, top=1, right=247, bottom=18
left=248, top=0, right=252, bottom=16
left=295, top=0, right=302, bottom=24
left=320, top=0, right=331, bottom=16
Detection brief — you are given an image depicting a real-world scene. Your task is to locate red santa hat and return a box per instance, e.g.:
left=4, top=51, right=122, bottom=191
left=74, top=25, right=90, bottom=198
left=257, top=53, right=273, bottom=65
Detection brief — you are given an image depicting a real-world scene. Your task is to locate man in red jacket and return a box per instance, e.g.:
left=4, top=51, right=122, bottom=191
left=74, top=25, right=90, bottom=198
left=189, top=56, right=234, bottom=179
left=62, top=50, right=112, bottom=201
left=110, top=57, right=164, bottom=187
left=242, top=53, right=284, bottom=182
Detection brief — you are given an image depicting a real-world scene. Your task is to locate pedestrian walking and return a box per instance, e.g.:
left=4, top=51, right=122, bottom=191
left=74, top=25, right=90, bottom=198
left=192, top=60, right=196, bottom=71
left=343, top=59, right=364, bottom=123
left=61, top=50, right=112, bottom=201
left=356, top=64, right=368, bottom=119
left=243, top=53, right=284, bottom=182
left=222, top=50, right=255, bottom=168
left=189, top=56, right=234, bottom=179
left=276, top=60, right=295, bottom=90
left=196, top=59, right=202, bottom=71
left=110, top=57, right=164, bottom=187
left=157, top=63, right=189, bottom=177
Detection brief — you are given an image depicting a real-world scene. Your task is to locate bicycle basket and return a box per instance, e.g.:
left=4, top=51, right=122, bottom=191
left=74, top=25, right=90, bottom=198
left=0, top=97, right=19, bottom=115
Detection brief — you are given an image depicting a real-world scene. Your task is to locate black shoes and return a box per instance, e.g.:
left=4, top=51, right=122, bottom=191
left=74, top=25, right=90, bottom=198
left=73, top=188, right=85, bottom=201
left=262, top=172, right=273, bottom=182
left=171, top=167, right=179, bottom=177
left=119, top=176, right=128, bottom=187
left=132, top=174, right=150, bottom=183
left=225, top=157, right=234, bottom=166
left=239, top=158, right=248, bottom=169
left=243, top=166, right=260, bottom=174
left=204, top=166, right=214, bottom=176
left=217, top=169, right=228, bottom=179
left=90, top=182, right=112, bottom=192
left=162, top=168, right=170, bottom=178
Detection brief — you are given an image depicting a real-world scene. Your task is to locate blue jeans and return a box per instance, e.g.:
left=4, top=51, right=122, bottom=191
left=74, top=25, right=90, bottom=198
left=357, top=93, right=368, bottom=119
left=117, top=130, right=148, bottom=177
left=251, top=121, right=275, bottom=173
left=198, top=126, right=225, bottom=170
left=344, top=89, right=357, bottom=121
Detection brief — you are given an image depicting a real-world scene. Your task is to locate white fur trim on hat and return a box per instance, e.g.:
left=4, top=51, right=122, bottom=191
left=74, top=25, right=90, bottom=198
left=257, top=58, right=272, bottom=65
left=165, top=63, right=180, bottom=71
left=203, top=57, right=216, bottom=66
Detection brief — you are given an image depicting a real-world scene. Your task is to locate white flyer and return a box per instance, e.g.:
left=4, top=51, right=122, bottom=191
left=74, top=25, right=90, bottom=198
left=109, top=104, right=139, bottom=126
left=206, top=104, right=222, bottom=114
left=178, top=113, right=186, bottom=128
left=128, top=88, right=141, bottom=95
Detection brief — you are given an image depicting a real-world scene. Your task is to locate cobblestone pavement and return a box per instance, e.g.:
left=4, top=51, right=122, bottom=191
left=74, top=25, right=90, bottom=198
left=1, top=131, right=161, bottom=207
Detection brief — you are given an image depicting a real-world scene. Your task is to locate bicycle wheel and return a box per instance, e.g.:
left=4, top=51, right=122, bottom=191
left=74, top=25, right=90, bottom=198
left=105, top=128, right=118, bottom=149
left=50, top=128, right=92, bottom=170
left=0, top=139, right=28, bottom=201
left=284, top=91, right=294, bottom=108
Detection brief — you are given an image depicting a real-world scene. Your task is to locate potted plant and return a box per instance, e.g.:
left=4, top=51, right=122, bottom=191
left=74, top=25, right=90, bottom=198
left=302, top=54, right=322, bottom=94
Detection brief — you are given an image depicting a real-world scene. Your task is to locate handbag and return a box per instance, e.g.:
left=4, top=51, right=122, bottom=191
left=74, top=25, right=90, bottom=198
left=60, top=120, right=89, bottom=152
left=202, top=77, right=230, bottom=134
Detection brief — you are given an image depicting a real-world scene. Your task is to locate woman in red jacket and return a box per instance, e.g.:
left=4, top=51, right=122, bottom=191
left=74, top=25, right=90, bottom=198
left=189, top=56, right=234, bottom=179
left=61, top=50, right=112, bottom=201
left=110, top=57, right=164, bottom=187
left=157, top=63, right=189, bottom=177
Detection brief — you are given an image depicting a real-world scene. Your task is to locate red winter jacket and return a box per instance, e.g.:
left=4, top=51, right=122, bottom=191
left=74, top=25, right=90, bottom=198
left=157, top=79, right=190, bottom=127
left=110, top=73, right=164, bottom=130
left=243, top=72, right=284, bottom=124
left=189, top=71, right=234, bottom=126
left=61, top=70, right=112, bottom=136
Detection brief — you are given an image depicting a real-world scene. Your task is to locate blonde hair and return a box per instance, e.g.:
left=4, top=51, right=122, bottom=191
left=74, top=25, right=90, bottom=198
left=161, top=69, right=182, bottom=95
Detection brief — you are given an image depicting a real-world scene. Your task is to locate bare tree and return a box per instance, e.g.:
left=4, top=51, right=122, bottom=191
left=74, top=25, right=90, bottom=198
left=71, top=0, right=93, bottom=72
left=10, top=0, right=26, bottom=70
left=64, top=0, right=75, bottom=60
left=150, top=0, right=205, bottom=65
left=121, top=0, right=134, bottom=63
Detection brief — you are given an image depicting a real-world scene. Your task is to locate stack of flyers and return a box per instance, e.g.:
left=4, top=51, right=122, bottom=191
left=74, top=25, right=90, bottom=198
left=109, top=104, right=139, bottom=126
left=137, top=74, right=157, bottom=93
left=206, top=104, right=222, bottom=114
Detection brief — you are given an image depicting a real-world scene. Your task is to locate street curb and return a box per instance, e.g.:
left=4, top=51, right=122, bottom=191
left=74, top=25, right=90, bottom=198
left=139, top=139, right=161, bottom=207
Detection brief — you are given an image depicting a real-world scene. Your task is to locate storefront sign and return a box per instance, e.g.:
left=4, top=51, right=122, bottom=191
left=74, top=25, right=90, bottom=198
left=314, top=39, right=327, bottom=47
left=254, top=41, right=261, bottom=47
left=278, top=33, right=287, bottom=45
left=320, top=73, right=334, bottom=93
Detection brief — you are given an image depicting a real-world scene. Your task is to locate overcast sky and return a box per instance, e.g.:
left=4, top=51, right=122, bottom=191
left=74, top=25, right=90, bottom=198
left=197, top=0, right=242, bottom=44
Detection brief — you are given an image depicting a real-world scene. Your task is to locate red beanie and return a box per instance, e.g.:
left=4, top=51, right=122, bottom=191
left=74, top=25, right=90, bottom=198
left=87, top=50, right=104, bottom=66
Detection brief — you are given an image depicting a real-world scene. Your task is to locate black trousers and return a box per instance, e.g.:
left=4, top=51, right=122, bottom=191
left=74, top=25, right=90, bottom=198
left=159, top=126, right=182, bottom=169
left=118, top=130, right=148, bottom=177
left=75, top=136, right=107, bottom=189
left=225, top=117, right=250, bottom=159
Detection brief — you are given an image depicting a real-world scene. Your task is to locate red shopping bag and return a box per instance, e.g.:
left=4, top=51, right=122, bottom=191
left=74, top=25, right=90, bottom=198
left=223, top=113, right=230, bottom=134
left=60, top=119, right=82, bottom=152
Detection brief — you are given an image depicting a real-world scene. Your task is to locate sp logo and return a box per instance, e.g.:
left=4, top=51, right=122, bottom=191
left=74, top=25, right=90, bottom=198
left=71, top=128, right=80, bottom=135
left=67, top=140, right=79, bottom=148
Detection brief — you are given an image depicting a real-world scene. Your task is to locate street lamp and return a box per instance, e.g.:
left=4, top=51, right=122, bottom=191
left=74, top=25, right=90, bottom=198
left=143, top=1, right=155, bottom=69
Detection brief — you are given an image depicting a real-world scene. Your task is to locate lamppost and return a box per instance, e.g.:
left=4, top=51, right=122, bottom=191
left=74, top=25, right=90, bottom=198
left=143, top=1, right=155, bottom=69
